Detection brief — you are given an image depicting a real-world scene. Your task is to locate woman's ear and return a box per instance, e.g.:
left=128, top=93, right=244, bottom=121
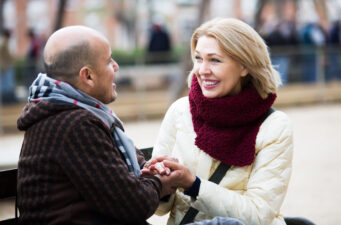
left=240, top=66, right=248, bottom=77
left=79, top=66, right=95, bottom=88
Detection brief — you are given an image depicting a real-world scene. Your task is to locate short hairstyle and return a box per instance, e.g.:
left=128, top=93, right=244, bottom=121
left=188, top=17, right=281, bottom=99
left=44, top=40, right=96, bottom=84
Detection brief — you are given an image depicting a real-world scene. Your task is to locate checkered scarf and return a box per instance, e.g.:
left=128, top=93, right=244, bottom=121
left=28, top=73, right=141, bottom=177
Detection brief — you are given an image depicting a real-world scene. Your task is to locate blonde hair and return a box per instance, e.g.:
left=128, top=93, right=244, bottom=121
left=188, top=17, right=281, bottom=99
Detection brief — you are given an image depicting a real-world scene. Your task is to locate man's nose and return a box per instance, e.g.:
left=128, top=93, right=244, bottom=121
left=113, top=60, right=119, bottom=72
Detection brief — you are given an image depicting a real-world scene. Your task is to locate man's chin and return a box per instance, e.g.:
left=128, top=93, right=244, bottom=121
left=110, top=93, right=117, bottom=103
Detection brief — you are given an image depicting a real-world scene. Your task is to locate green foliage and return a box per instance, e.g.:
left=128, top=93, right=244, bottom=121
left=111, top=46, right=186, bottom=65
left=13, top=58, right=26, bottom=85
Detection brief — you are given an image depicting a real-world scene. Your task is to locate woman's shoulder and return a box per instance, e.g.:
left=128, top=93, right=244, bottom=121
left=257, top=109, right=293, bottom=148
left=264, top=109, right=292, bottom=129
left=167, top=96, right=190, bottom=115
left=171, top=96, right=189, bottom=107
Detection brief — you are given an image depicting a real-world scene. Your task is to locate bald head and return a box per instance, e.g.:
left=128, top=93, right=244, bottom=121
left=44, top=26, right=108, bottom=84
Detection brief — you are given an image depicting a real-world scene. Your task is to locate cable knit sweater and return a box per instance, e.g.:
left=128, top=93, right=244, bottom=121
left=153, top=97, right=293, bottom=225
left=17, top=101, right=161, bottom=225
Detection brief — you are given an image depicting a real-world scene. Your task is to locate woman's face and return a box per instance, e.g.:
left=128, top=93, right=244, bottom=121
left=193, top=35, right=248, bottom=98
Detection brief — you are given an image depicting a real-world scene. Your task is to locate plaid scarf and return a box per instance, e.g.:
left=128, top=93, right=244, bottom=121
left=29, top=73, right=141, bottom=177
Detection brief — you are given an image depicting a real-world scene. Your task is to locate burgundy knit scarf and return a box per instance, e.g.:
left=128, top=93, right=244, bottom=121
left=189, top=75, right=276, bottom=167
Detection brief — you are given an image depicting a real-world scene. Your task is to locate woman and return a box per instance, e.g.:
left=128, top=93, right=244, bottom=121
left=148, top=18, right=293, bottom=225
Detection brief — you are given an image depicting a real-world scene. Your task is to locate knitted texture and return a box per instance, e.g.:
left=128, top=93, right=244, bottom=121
left=189, top=76, right=276, bottom=166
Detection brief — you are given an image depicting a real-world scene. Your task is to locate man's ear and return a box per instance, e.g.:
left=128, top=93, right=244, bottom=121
left=79, top=66, right=95, bottom=88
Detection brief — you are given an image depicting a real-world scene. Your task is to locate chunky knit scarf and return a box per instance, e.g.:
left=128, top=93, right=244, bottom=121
left=189, top=75, right=276, bottom=166
left=28, top=73, right=141, bottom=177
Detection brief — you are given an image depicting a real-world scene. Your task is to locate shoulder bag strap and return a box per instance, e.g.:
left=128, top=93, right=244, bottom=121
left=180, top=107, right=276, bottom=224
left=179, top=163, right=231, bottom=225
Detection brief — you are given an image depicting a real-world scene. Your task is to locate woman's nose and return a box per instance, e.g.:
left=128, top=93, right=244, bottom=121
left=199, top=62, right=210, bottom=75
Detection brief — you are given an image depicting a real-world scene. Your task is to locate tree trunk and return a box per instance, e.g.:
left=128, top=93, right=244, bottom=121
left=0, top=0, right=5, bottom=32
left=254, top=0, right=269, bottom=30
left=175, top=0, right=211, bottom=100
left=54, top=0, right=67, bottom=31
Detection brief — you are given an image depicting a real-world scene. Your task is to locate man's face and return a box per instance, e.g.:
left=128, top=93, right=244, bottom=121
left=91, top=38, right=119, bottom=104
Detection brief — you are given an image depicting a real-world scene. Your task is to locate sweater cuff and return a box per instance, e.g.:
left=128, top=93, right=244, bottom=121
left=184, top=176, right=201, bottom=199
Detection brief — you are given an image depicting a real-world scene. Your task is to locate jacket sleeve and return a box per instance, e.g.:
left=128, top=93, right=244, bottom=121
left=153, top=99, right=178, bottom=157
left=191, top=111, right=293, bottom=225
left=152, top=100, right=179, bottom=215
left=56, top=111, right=162, bottom=224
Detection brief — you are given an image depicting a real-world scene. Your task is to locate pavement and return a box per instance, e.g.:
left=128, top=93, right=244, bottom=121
left=1, top=103, right=341, bottom=224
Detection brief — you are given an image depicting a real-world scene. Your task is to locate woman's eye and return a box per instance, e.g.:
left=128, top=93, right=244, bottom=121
left=195, top=56, right=202, bottom=61
left=211, top=58, right=221, bottom=63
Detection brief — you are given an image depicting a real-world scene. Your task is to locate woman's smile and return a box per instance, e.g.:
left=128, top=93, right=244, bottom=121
left=202, top=79, right=220, bottom=89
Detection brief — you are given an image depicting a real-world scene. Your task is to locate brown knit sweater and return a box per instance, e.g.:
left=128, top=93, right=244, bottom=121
left=17, top=101, right=161, bottom=225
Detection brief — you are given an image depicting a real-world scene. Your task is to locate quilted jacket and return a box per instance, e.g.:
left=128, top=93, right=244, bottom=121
left=152, top=97, right=293, bottom=225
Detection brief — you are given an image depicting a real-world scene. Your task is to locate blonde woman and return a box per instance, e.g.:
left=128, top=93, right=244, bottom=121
left=146, top=18, right=293, bottom=225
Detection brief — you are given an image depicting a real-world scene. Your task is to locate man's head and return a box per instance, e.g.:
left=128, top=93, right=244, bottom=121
left=44, top=25, right=119, bottom=104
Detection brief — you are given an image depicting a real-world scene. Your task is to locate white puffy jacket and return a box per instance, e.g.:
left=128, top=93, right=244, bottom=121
left=152, top=97, right=293, bottom=225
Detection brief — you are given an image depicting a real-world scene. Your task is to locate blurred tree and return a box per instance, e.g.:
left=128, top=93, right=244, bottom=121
left=112, top=0, right=138, bottom=50
left=15, top=0, right=28, bottom=56
left=313, top=0, right=329, bottom=31
left=0, top=0, right=5, bottom=32
left=54, top=0, right=67, bottom=31
left=174, top=0, right=211, bottom=100
left=255, top=0, right=269, bottom=30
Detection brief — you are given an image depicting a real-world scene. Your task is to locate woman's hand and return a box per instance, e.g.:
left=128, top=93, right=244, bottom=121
left=142, top=155, right=178, bottom=175
left=142, top=156, right=196, bottom=190
left=162, top=160, right=196, bottom=190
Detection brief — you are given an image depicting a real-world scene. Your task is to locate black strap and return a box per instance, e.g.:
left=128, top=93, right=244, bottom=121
left=266, top=107, right=275, bottom=119
left=179, top=163, right=231, bottom=225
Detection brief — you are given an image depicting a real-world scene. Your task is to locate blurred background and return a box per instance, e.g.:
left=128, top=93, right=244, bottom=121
left=0, top=0, right=341, bottom=224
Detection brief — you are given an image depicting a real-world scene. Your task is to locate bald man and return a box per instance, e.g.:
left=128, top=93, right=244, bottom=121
left=17, top=26, right=180, bottom=225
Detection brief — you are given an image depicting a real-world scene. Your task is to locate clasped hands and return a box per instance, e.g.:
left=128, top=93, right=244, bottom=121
left=142, top=155, right=196, bottom=198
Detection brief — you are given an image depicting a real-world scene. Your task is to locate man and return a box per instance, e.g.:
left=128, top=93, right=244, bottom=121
left=17, top=26, right=180, bottom=225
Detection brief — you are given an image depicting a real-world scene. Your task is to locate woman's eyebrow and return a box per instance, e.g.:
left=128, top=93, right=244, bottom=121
left=195, top=50, right=224, bottom=58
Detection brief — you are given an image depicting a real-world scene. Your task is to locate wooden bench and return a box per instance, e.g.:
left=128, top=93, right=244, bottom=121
left=0, top=147, right=314, bottom=225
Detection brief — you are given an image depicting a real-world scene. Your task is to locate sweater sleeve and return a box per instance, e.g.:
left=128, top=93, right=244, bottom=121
left=57, top=111, right=161, bottom=224
left=191, top=111, right=293, bottom=225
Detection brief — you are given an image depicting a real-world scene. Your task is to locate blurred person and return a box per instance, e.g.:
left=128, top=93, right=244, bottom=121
left=0, top=28, right=17, bottom=103
left=24, top=28, right=42, bottom=89
left=262, top=20, right=299, bottom=85
left=299, top=22, right=327, bottom=82
left=144, top=18, right=293, bottom=225
left=147, top=22, right=171, bottom=63
left=16, top=25, right=183, bottom=225
left=326, top=19, right=341, bottom=81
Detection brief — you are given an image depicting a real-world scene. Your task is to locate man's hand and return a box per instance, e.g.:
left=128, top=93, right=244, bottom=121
left=155, top=170, right=181, bottom=198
